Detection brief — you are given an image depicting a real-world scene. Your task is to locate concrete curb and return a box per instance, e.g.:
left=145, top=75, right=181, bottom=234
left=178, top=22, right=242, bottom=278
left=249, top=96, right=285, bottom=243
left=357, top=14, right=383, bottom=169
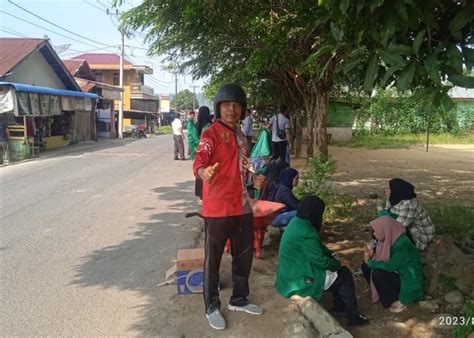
left=290, top=296, right=352, bottom=338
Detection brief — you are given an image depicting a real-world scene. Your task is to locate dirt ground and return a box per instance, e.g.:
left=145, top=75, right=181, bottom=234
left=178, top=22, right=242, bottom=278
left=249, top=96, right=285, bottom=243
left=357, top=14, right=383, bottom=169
left=158, top=144, right=473, bottom=337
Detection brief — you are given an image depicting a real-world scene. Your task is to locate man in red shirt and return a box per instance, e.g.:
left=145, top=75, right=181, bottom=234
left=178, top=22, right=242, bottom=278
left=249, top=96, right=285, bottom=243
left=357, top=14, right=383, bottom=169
left=193, top=84, right=263, bottom=330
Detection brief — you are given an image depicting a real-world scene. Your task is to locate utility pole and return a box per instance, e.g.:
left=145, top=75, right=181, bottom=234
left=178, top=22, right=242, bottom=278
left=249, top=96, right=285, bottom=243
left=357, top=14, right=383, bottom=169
left=107, top=8, right=124, bottom=139
left=191, top=85, right=198, bottom=111
left=174, top=72, right=178, bottom=111
left=118, top=28, right=124, bottom=139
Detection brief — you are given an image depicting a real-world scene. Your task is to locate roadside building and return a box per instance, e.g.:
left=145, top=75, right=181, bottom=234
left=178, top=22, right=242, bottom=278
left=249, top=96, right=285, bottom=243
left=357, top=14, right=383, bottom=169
left=0, top=38, right=98, bottom=162
left=449, top=87, right=474, bottom=131
left=71, top=53, right=159, bottom=134
left=63, top=59, right=122, bottom=139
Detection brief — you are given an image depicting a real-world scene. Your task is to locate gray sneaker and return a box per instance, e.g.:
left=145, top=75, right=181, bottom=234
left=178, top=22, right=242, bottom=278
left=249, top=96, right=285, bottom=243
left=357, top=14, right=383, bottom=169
left=228, top=303, right=264, bottom=315
left=206, top=309, right=226, bottom=330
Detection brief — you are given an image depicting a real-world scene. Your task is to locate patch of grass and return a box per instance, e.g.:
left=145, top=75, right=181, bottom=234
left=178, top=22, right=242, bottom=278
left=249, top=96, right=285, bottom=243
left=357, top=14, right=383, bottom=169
left=427, top=204, right=474, bottom=240
left=155, top=126, right=172, bottom=135
left=332, top=133, right=474, bottom=149
left=453, top=301, right=474, bottom=338
left=438, top=273, right=458, bottom=293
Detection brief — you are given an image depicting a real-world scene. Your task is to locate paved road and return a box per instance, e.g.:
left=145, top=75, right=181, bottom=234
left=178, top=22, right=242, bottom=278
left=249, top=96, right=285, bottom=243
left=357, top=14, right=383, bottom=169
left=0, top=135, right=201, bottom=335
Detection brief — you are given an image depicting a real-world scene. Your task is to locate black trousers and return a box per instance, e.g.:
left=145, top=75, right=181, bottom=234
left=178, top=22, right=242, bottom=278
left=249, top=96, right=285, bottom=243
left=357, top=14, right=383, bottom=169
left=327, top=266, right=360, bottom=322
left=361, top=262, right=400, bottom=308
left=203, top=213, right=254, bottom=314
left=271, top=140, right=287, bottom=163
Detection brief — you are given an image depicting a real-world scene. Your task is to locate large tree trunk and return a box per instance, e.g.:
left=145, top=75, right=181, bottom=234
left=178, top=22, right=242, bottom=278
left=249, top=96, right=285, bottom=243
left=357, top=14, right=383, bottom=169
left=294, top=112, right=303, bottom=158
left=306, top=107, right=314, bottom=157
left=313, top=90, right=329, bottom=158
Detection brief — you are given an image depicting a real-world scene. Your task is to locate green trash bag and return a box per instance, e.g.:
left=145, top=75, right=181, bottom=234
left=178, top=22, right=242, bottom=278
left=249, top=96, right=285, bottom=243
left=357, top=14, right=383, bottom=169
left=250, top=129, right=272, bottom=158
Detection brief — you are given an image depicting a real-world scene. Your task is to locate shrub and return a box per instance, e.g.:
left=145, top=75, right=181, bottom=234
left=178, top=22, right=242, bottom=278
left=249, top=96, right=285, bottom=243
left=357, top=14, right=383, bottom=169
left=294, top=156, right=355, bottom=217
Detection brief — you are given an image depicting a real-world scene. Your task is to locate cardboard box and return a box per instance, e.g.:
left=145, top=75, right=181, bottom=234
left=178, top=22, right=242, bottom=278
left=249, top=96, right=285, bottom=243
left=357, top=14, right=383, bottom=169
left=176, top=248, right=204, bottom=295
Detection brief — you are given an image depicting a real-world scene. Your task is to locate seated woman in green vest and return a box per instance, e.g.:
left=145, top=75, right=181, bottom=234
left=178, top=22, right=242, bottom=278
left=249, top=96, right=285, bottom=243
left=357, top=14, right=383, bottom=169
left=362, top=216, right=424, bottom=313
left=275, top=196, right=369, bottom=327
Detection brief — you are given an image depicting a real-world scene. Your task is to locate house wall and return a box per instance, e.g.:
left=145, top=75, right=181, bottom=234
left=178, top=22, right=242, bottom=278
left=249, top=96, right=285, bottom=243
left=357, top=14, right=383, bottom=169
left=93, top=69, right=136, bottom=110
left=5, top=52, right=66, bottom=89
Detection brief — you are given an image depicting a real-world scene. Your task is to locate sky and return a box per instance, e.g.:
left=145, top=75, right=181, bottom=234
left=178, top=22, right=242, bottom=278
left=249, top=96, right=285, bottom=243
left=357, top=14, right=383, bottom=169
left=0, top=0, right=207, bottom=97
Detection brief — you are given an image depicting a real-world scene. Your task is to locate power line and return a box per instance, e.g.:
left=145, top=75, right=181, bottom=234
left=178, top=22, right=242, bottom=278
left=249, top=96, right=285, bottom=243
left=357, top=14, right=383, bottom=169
left=8, top=0, right=116, bottom=48
left=147, top=73, right=175, bottom=84
left=0, top=10, right=114, bottom=50
left=96, top=0, right=109, bottom=9
left=84, top=0, right=106, bottom=13
left=0, top=26, right=28, bottom=38
left=0, top=25, right=117, bottom=56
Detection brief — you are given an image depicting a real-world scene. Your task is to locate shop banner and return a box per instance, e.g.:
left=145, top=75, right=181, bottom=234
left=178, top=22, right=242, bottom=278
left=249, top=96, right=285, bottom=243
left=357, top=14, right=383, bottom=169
left=17, top=92, right=30, bottom=116
left=29, top=93, right=40, bottom=115
left=61, top=96, right=75, bottom=111
left=75, top=97, right=85, bottom=111
left=0, top=87, right=15, bottom=114
left=51, top=95, right=60, bottom=115
left=39, top=94, right=51, bottom=115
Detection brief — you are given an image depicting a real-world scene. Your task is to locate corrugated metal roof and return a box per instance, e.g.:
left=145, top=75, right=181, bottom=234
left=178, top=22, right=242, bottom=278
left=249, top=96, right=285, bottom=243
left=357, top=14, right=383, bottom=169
left=74, top=77, right=123, bottom=92
left=0, top=38, right=80, bottom=91
left=0, top=38, right=46, bottom=77
left=0, top=82, right=98, bottom=99
left=72, top=53, right=132, bottom=65
left=62, top=59, right=85, bottom=76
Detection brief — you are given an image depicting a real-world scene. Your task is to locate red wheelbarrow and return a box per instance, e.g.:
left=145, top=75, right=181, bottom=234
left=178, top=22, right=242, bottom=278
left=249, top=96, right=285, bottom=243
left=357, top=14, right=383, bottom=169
left=185, top=200, right=285, bottom=259
left=247, top=199, right=286, bottom=258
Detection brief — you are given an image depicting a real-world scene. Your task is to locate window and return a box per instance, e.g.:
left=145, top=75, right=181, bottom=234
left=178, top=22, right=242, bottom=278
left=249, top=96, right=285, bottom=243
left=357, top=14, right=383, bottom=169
left=93, top=72, right=104, bottom=82
left=113, top=72, right=120, bottom=86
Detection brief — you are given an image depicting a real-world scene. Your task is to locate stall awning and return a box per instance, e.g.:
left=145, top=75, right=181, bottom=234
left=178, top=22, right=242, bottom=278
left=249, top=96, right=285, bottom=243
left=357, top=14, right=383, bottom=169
left=0, top=82, right=98, bottom=99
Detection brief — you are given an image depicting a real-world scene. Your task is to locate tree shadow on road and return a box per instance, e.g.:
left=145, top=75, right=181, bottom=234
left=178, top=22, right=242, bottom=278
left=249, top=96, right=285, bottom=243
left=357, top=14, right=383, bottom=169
left=70, top=179, right=204, bottom=335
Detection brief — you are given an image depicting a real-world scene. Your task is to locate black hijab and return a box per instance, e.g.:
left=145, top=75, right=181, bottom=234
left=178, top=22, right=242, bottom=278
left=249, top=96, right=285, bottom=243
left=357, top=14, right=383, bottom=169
left=265, top=158, right=289, bottom=181
left=297, top=196, right=325, bottom=232
left=388, top=178, right=416, bottom=206
left=196, top=106, right=212, bottom=137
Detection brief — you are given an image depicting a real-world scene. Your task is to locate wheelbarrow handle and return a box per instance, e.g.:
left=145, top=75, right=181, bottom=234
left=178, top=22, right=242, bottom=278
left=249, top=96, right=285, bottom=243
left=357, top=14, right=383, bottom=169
left=185, top=212, right=204, bottom=219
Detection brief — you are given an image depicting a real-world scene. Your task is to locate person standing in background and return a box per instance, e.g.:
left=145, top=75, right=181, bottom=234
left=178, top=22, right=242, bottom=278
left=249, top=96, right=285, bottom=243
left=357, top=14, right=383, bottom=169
left=0, top=114, right=10, bottom=164
left=242, top=109, right=253, bottom=156
left=187, top=111, right=199, bottom=160
left=269, top=104, right=291, bottom=163
left=171, top=113, right=185, bottom=160
left=194, top=106, right=213, bottom=199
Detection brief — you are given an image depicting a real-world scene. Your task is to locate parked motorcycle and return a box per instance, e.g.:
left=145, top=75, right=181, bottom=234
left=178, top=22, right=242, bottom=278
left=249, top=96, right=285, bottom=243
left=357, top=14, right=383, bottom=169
left=131, top=124, right=147, bottom=139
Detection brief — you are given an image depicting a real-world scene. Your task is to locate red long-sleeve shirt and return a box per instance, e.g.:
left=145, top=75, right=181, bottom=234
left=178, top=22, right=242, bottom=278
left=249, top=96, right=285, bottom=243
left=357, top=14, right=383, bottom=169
left=193, top=121, right=251, bottom=217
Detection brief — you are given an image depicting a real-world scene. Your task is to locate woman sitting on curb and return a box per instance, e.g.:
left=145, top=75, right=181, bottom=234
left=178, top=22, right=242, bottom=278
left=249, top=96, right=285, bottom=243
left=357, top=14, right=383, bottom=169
left=260, top=158, right=288, bottom=201
left=275, top=196, right=369, bottom=327
left=362, top=216, right=424, bottom=313
left=378, top=178, right=435, bottom=250
left=271, top=167, right=300, bottom=228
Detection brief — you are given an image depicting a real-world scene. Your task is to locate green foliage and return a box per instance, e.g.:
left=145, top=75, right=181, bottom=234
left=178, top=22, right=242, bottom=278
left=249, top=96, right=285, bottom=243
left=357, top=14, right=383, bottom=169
left=294, top=156, right=355, bottom=217
left=119, top=0, right=474, bottom=158
left=327, top=103, right=355, bottom=127
left=353, top=88, right=473, bottom=135
left=453, top=301, right=474, bottom=338
left=171, top=89, right=198, bottom=111
left=438, top=273, right=458, bottom=293
left=332, top=133, right=474, bottom=149
left=428, top=204, right=474, bottom=240
left=155, top=126, right=172, bottom=135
